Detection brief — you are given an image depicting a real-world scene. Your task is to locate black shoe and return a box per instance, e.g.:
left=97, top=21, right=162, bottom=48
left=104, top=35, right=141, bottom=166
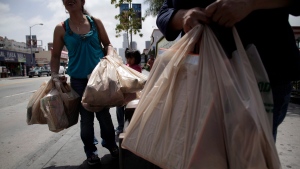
left=87, top=154, right=101, bottom=166
left=108, top=146, right=119, bottom=158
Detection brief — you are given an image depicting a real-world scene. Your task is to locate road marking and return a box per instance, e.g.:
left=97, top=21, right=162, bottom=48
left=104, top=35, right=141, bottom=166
left=0, top=78, right=41, bottom=87
left=4, top=90, right=37, bottom=98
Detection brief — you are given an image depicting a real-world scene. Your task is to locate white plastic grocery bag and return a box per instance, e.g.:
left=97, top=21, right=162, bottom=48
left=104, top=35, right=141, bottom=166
left=122, top=25, right=280, bottom=169
left=82, top=50, right=147, bottom=112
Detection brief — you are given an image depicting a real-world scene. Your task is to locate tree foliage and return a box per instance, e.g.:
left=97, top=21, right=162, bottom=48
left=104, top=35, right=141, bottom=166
left=111, top=0, right=145, bottom=49
left=143, top=0, right=164, bottom=17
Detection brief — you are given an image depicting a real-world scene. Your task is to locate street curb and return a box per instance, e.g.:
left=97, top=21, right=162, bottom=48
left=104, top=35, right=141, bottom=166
left=28, top=125, right=80, bottom=169
left=0, top=77, right=28, bottom=81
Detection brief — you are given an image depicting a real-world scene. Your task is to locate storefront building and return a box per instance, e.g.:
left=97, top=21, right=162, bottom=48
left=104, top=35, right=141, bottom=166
left=0, top=48, right=68, bottom=78
left=35, top=49, right=68, bottom=69
left=0, top=49, right=32, bottom=77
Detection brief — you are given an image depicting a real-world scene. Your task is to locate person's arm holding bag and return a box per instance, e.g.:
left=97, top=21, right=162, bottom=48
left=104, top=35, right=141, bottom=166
left=51, top=23, right=67, bottom=83
left=93, top=17, right=114, bottom=56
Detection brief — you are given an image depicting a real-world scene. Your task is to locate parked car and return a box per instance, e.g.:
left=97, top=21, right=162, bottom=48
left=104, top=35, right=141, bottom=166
left=28, top=67, right=50, bottom=78
left=47, top=66, right=65, bottom=76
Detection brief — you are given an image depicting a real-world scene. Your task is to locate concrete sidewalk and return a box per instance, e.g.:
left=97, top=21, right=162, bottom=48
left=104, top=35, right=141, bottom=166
left=23, top=108, right=159, bottom=169
left=276, top=102, right=300, bottom=169
left=24, top=106, right=121, bottom=169
left=21, top=102, right=300, bottom=169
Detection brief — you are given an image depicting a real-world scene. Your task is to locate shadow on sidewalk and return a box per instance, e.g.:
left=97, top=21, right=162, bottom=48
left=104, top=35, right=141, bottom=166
left=42, top=155, right=119, bottom=169
left=42, top=163, right=87, bottom=169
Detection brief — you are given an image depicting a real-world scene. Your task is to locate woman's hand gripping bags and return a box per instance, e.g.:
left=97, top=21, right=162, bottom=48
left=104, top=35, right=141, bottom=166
left=121, top=25, right=280, bottom=169
left=81, top=50, right=147, bottom=112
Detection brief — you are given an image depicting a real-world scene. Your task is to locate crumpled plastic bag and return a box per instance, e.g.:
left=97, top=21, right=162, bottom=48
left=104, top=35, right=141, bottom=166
left=82, top=51, right=147, bottom=112
left=40, top=80, right=80, bottom=132
left=27, top=80, right=53, bottom=125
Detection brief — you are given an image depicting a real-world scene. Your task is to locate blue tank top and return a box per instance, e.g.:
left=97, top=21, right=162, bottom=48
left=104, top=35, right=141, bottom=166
left=64, top=15, right=104, bottom=79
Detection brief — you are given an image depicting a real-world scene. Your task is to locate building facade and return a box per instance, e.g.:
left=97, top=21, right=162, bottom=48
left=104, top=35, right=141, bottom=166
left=0, top=49, right=31, bottom=77
left=131, top=41, right=137, bottom=50
left=0, top=37, right=69, bottom=78
left=0, top=36, right=44, bottom=77
left=0, top=36, right=43, bottom=54
left=145, top=41, right=150, bottom=50
left=119, top=48, right=126, bottom=64
left=122, top=33, right=129, bottom=49
left=148, top=29, right=163, bottom=57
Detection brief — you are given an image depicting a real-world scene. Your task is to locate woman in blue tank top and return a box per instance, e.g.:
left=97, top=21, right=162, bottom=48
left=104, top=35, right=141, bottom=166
left=50, top=0, right=118, bottom=166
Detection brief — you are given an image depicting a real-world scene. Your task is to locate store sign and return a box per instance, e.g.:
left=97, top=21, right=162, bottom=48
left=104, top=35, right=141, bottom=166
left=17, top=53, right=26, bottom=62
left=5, top=52, right=17, bottom=61
left=0, top=49, right=29, bottom=62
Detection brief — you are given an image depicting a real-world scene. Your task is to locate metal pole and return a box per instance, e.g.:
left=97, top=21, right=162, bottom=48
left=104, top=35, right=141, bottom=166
left=130, top=1, right=132, bottom=50
left=30, top=26, right=33, bottom=65
left=29, top=23, right=43, bottom=66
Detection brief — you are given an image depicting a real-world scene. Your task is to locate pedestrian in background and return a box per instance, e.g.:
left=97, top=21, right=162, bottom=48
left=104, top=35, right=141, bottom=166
left=156, top=0, right=300, bottom=141
left=115, top=48, right=142, bottom=135
left=51, top=0, right=118, bottom=166
left=146, top=55, right=155, bottom=71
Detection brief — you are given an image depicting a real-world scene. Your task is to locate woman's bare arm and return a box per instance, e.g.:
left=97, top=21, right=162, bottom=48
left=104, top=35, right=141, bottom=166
left=93, top=17, right=114, bottom=56
left=51, top=23, right=65, bottom=74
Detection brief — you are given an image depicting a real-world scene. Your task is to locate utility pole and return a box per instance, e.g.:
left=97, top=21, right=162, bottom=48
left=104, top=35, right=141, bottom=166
left=29, top=23, right=43, bottom=65
left=129, top=1, right=132, bottom=50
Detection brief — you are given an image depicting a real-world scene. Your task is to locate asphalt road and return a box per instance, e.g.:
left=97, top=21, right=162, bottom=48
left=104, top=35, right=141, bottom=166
left=0, top=76, right=72, bottom=169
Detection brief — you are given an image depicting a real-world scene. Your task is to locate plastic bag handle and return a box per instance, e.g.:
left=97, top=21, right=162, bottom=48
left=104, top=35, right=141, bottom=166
left=232, top=27, right=248, bottom=61
left=52, top=78, right=69, bottom=94
left=106, top=51, right=123, bottom=67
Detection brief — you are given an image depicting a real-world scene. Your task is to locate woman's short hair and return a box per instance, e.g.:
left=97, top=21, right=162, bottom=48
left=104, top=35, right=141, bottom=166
left=125, top=49, right=141, bottom=65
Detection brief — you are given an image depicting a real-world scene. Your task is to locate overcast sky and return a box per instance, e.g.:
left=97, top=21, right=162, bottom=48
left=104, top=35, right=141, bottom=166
left=0, top=0, right=299, bottom=53
left=0, top=0, right=157, bottom=52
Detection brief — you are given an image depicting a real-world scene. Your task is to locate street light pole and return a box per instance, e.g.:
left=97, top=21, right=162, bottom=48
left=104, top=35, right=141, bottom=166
left=129, top=1, right=132, bottom=50
left=29, top=23, right=43, bottom=65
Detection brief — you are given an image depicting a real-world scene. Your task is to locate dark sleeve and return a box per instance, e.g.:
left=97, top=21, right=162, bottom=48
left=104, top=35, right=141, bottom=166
left=156, top=0, right=182, bottom=41
left=289, top=0, right=300, bottom=16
